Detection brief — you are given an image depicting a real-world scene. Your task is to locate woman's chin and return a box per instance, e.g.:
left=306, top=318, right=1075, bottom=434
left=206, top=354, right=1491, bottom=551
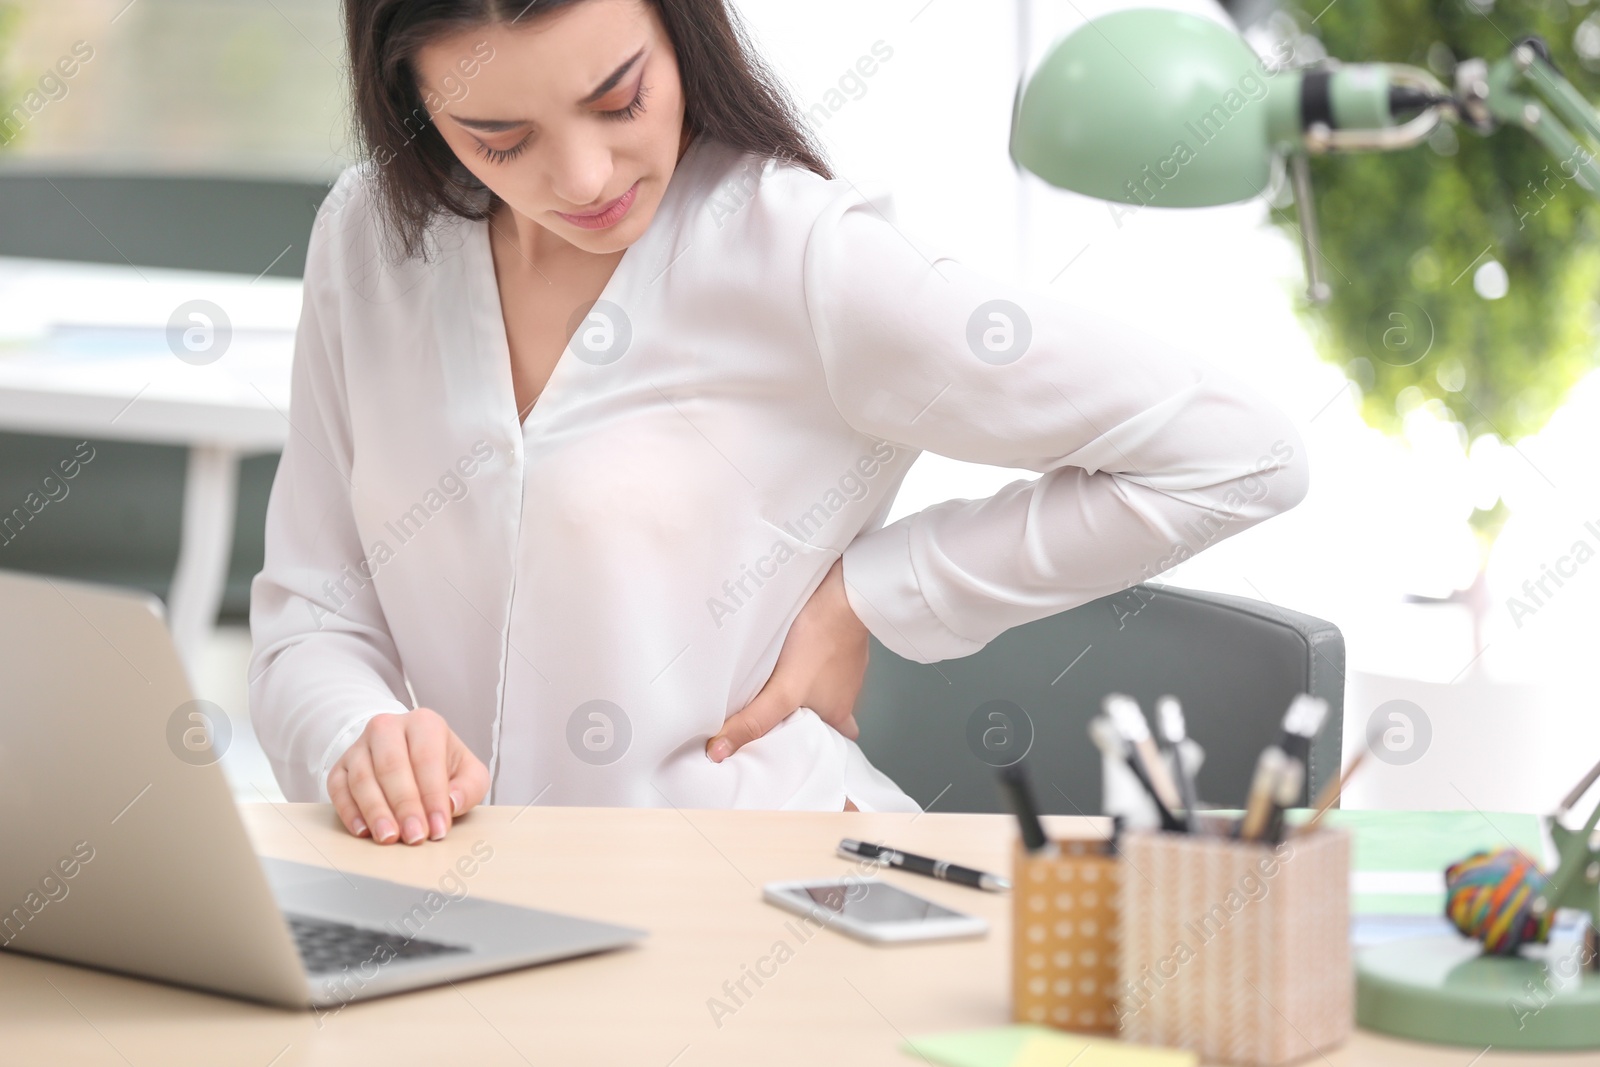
left=565, top=221, right=647, bottom=256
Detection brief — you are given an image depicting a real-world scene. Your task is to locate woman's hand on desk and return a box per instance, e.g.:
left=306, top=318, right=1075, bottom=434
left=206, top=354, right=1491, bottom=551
left=327, top=708, right=490, bottom=845
left=707, top=557, right=870, bottom=762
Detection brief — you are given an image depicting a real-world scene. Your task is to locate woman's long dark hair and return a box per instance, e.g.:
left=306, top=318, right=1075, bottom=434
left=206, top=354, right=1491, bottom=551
left=343, top=0, right=833, bottom=261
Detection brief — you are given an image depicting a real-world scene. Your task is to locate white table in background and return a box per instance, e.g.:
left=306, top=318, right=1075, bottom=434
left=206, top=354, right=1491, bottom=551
left=0, top=256, right=300, bottom=675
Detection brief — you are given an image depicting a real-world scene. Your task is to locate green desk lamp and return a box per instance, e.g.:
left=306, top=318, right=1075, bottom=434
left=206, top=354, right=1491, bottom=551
left=1010, top=8, right=1600, bottom=1051
left=1009, top=7, right=1600, bottom=305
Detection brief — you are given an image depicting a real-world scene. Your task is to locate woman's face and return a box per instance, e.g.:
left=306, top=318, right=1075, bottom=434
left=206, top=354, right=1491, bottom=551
left=414, top=0, right=687, bottom=256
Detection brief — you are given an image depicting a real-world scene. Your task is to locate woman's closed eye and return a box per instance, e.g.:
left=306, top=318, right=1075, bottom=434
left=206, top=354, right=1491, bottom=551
left=469, top=82, right=650, bottom=165
left=600, top=80, right=650, bottom=122
left=473, top=136, right=530, bottom=164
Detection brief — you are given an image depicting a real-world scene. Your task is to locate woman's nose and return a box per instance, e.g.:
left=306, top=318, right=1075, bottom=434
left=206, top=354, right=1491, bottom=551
left=546, top=136, right=615, bottom=208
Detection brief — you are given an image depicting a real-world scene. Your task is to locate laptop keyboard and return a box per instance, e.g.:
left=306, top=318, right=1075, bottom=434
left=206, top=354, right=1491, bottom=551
left=285, top=913, right=470, bottom=975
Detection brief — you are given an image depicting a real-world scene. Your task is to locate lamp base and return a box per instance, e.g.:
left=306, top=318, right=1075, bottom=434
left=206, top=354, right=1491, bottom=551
left=1356, top=935, right=1600, bottom=1049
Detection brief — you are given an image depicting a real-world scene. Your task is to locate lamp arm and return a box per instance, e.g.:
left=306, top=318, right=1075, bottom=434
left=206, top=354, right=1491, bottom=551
left=1538, top=788, right=1600, bottom=928
left=1480, top=42, right=1600, bottom=198
left=1287, top=151, right=1330, bottom=305
left=1520, top=111, right=1600, bottom=198
left=1518, top=47, right=1600, bottom=149
left=1303, top=63, right=1450, bottom=153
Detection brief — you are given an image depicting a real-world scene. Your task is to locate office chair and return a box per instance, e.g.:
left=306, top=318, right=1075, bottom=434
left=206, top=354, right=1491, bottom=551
left=854, top=581, right=1344, bottom=814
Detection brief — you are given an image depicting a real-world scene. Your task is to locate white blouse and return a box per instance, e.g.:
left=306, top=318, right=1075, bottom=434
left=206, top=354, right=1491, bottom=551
left=248, top=135, right=1309, bottom=813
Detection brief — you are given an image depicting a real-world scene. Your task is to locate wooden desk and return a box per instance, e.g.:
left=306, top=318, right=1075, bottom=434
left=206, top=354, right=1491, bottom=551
left=0, top=805, right=1589, bottom=1066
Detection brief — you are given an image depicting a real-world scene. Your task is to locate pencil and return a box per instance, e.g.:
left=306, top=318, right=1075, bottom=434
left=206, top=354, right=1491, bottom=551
left=1298, top=749, right=1368, bottom=835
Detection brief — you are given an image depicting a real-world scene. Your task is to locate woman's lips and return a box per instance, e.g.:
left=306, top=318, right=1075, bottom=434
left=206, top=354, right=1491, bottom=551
left=555, top=181, right=640, bottom=230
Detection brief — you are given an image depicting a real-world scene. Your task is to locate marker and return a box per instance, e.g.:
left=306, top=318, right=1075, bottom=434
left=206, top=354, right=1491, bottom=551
left=997, top=763, right=1058, bottom=856
left=1264, top=755, right=1304, bottom=844
left=1275, top=694, right=1328, bottom=788
left=838, top=839, right=1012, bottom=892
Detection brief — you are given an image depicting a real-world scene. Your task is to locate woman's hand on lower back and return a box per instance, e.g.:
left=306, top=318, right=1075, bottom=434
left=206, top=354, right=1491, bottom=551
left=326, top=707, right=490, bottom=844
left=706, top=556, right=870, bottom=762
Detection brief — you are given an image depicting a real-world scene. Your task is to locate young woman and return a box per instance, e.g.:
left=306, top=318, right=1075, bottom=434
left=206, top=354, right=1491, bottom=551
left=249, top=0, right=1309, bottom=845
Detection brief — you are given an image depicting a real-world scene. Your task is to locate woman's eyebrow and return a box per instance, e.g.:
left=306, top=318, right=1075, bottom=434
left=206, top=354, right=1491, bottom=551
left=578, top=47, right=645, bottom=105
left=450, top=47, right=646, bottom=131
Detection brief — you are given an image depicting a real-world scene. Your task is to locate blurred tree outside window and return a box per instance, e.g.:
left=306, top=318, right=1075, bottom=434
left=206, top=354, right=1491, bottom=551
left=1247, top=1, right=1600, bottom=644
left=1281, top=1, right=1600, bottom=442
left=0, top=0, right=349, bottom=179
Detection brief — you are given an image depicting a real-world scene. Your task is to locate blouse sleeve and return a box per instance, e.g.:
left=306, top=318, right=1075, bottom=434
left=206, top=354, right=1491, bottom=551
left=247, top=169, right=412, bottom=801
left=803, top=183, right=1310, bottom=664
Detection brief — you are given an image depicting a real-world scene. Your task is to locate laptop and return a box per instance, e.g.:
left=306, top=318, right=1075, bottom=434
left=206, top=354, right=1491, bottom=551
left=0, top=568, right=646, bottom=1008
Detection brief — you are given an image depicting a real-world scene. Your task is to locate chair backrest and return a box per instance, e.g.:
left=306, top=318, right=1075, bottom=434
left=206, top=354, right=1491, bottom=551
left=853, top=583, right=1345, bottom=815
left=0, top=170, right=329, bottom=277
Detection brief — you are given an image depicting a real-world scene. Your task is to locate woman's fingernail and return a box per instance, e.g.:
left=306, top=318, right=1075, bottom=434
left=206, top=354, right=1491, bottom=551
left=708, top=737, right=733, bottom=762
left=351, top=815, right=368, bottom=837
left=450, top=791, right=464, bottom=816
left=402, top=816, right=425, bottom=844
left=429, top=812, right=448, bottom=840
left=374, top=818, right=397, bottom=844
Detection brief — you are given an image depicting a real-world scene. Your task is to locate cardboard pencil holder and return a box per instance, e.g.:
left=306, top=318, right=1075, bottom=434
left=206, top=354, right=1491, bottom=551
left=1011, top=837, right=1122, bottom=1034
left=1116, top=827, right=1352, bottom=1067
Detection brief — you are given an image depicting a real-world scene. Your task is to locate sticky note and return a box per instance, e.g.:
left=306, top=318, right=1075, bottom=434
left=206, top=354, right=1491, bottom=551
left=902, top=1024, right=1197, bottom=1067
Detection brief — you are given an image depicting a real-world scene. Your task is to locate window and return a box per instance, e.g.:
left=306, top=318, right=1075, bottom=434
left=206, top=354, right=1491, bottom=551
left=0, top=0, right=349, bottom=179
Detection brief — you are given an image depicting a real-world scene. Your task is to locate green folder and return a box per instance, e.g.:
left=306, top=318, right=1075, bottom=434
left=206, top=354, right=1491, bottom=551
left=1301, top=808, right=1544, bottom=915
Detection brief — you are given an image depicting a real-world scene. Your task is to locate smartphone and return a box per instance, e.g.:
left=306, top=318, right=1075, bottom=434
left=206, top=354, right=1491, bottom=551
left=761, top=877, right=988, bottom=944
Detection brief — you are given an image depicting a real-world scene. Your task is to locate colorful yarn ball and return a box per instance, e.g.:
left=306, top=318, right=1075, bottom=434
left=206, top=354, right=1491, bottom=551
left=1444, top=847, right=1553, bottom=955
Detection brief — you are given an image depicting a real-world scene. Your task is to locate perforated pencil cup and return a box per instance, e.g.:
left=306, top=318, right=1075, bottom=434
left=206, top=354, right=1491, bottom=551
left=1115, top=827, right=1352, bottom=1066
left=1011, top=837, right=1122, bottom=1034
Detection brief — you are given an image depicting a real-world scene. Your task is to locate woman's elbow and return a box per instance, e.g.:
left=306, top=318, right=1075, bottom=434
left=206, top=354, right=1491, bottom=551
left=1250, top=409, right=1311, bottom=518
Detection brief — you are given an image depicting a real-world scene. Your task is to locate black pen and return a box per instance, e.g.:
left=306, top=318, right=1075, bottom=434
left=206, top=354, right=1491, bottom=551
left=838, top=839, right=1012, bottom=892
left=997, top=763, right=1058, bottom=856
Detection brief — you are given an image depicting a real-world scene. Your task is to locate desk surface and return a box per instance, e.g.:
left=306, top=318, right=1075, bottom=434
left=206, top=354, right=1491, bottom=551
left=0, top=805, right=1589, bottom=1067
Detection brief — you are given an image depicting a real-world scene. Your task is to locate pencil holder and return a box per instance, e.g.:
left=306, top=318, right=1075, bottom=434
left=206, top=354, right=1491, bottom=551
left=1011, top=837, right=1122, bottom=1034
left=1116, top=827, right=1351, bottom=1067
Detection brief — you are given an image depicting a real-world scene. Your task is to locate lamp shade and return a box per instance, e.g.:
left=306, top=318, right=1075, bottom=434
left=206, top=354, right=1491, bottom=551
left=1011, top=8, right=1298, bottom=207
